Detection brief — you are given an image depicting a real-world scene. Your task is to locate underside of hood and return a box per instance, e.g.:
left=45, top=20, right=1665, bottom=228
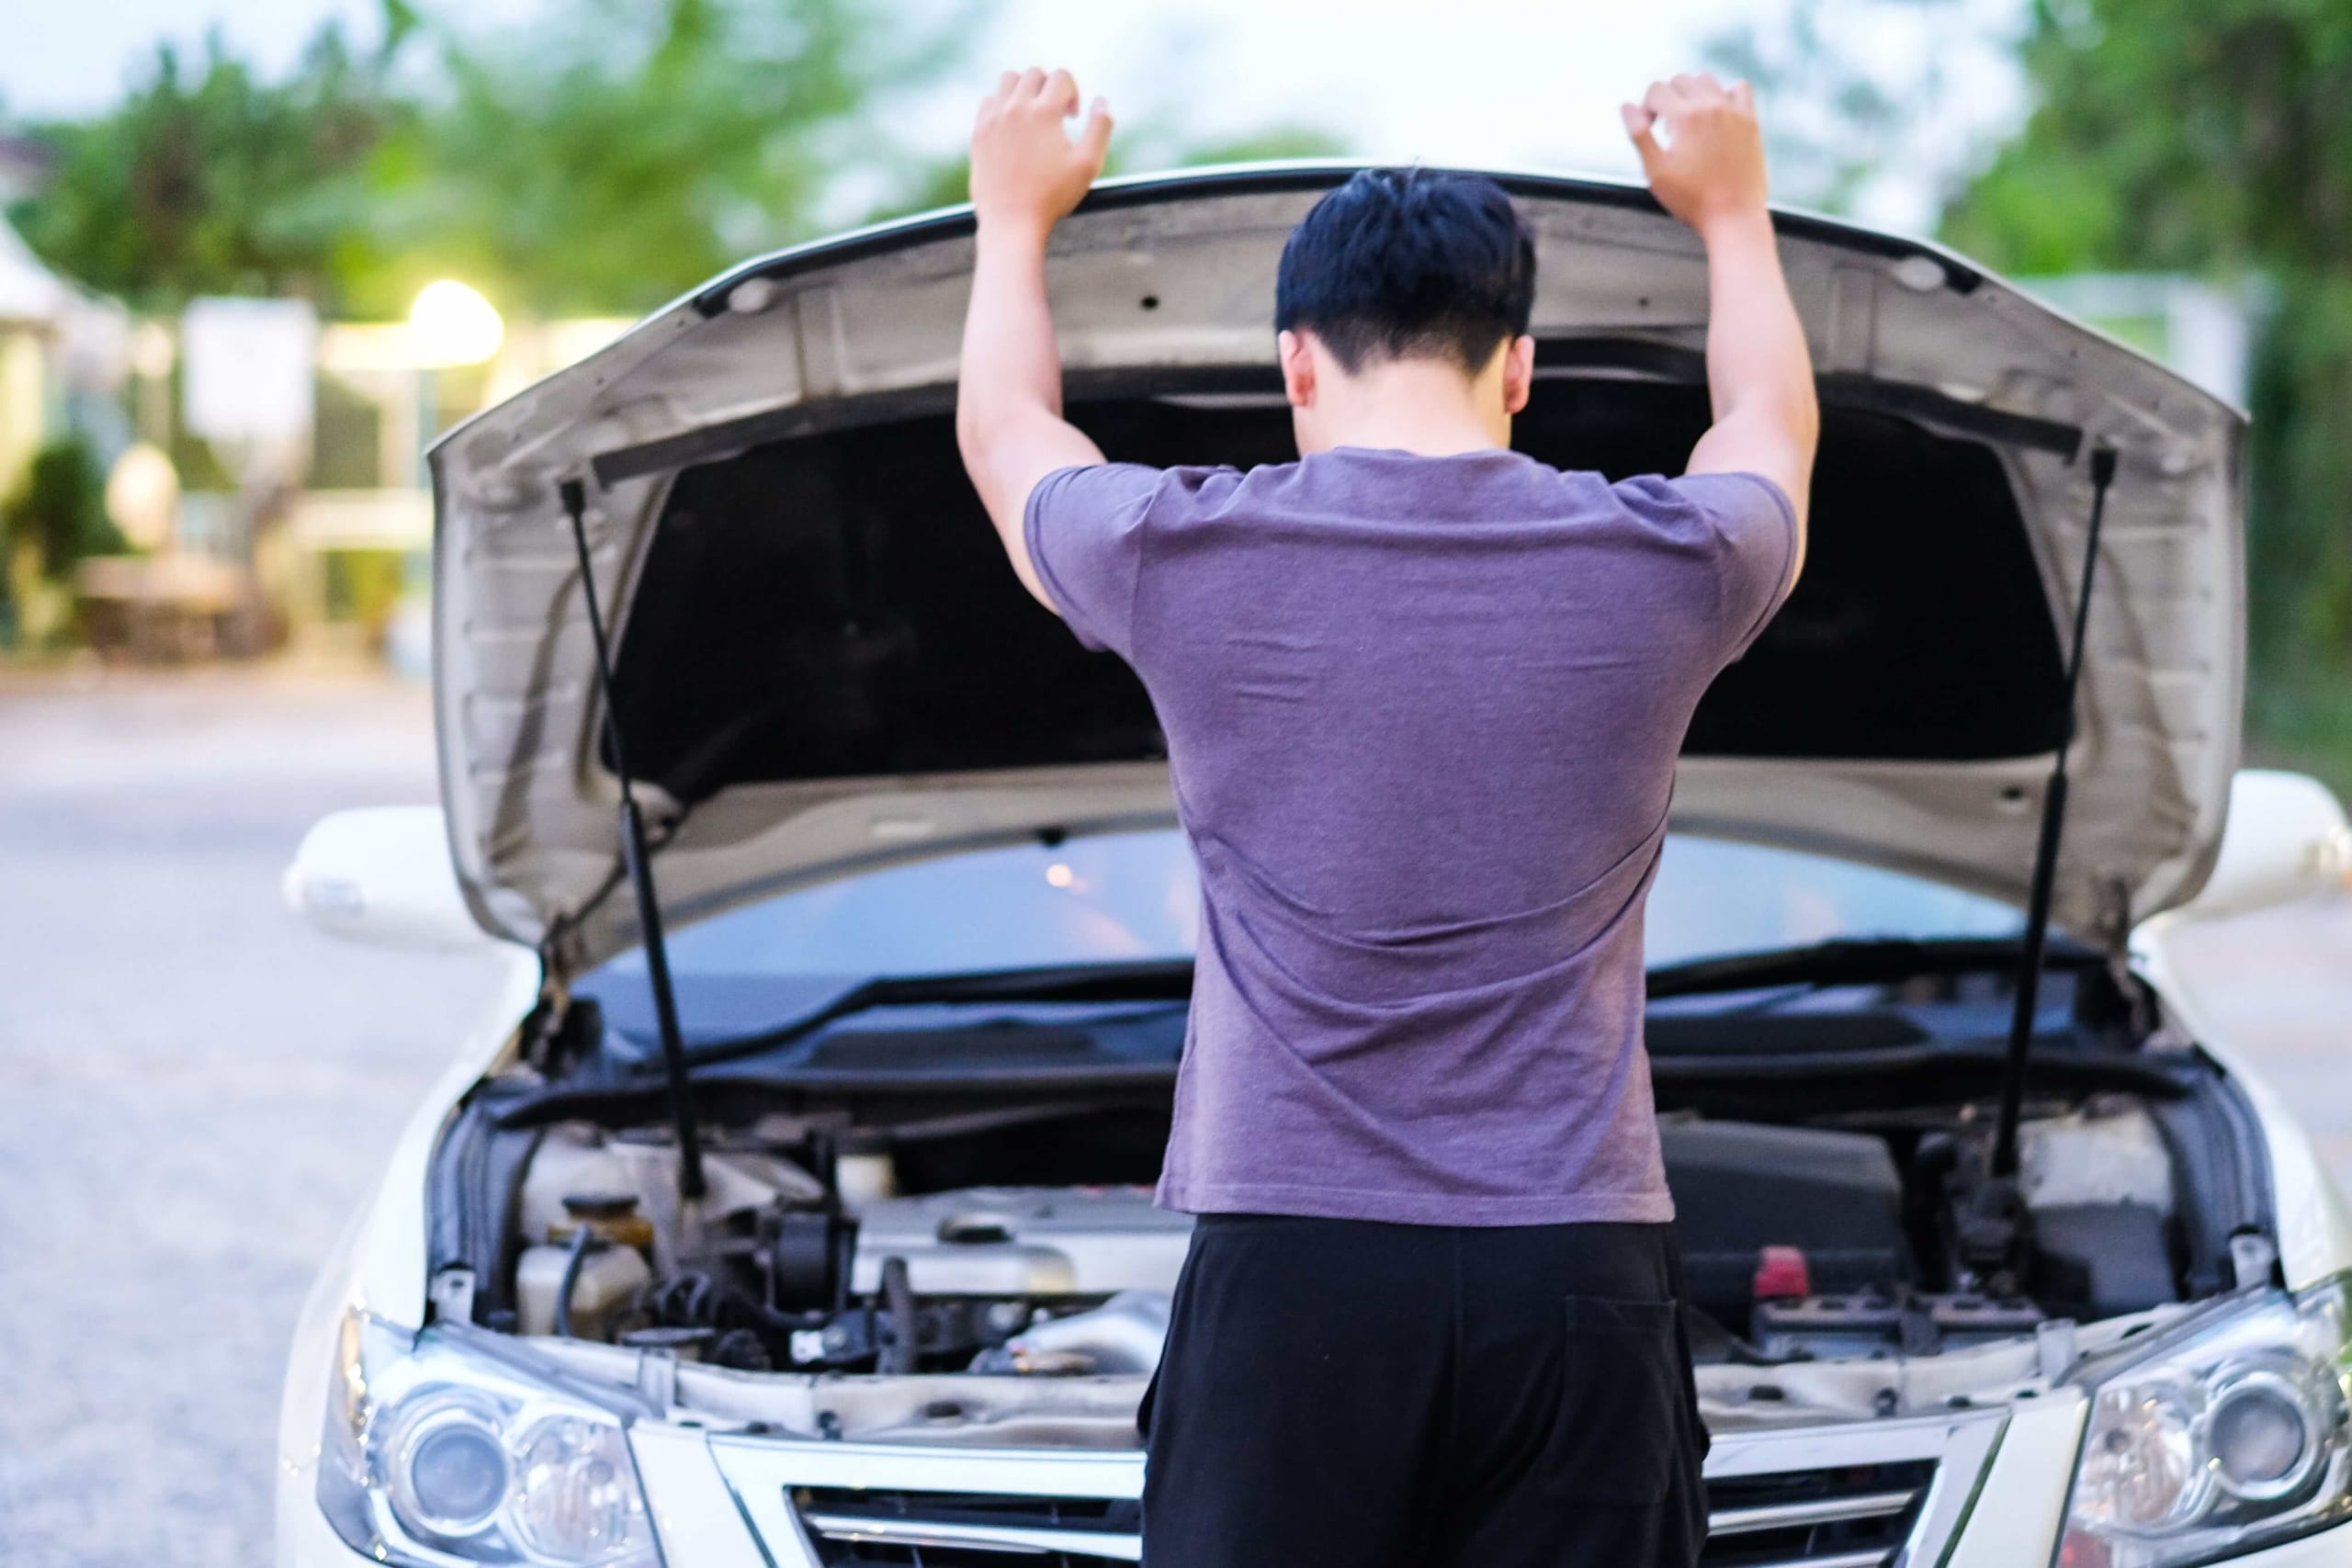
left=427, top=164, right=2245, bottom=976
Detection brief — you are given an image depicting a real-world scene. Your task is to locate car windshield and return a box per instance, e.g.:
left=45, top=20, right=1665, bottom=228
left=580, top=830, right=2020, bottom=1041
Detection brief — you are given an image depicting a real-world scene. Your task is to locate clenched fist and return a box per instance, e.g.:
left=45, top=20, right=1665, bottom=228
left=969, top=68, right=1114, bottom=242
left=1622, top=73, right=1770, bottom=236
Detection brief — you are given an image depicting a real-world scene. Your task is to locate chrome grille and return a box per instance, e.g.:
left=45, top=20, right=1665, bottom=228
left=705, top=1409, right=2007, bottom=1568
left=797, top=1490, right=1139, bottom=1563
left=1698, top=1459, right=1936, bottom=1567
left=790, top=1459, right=1937, bottom=1566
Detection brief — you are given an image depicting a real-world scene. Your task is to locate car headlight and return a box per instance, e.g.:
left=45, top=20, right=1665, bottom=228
left=2059, top=1274, right=2352, bottom=1566
left=319, top=1309, right=659, bottom=1567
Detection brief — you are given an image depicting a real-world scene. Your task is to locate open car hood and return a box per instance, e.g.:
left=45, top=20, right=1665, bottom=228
left=428, top=164, right=2245, bottom=977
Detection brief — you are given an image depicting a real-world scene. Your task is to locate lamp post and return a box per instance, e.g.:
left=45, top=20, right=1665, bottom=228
left=406, top=281, right=504, bottom=478
left=407, top=280, right=504, bottom=369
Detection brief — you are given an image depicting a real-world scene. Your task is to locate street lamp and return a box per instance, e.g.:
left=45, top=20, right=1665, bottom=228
left=406, top=280, right=504, bottom=368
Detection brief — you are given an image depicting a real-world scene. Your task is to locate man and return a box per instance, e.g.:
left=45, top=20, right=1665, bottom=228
left=957, top=66, right=1816, bottom=1568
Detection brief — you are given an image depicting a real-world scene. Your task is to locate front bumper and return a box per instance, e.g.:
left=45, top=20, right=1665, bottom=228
left=276, top=1393, right=2333, bottom=1568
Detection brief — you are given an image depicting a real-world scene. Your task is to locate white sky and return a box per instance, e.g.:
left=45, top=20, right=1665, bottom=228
left=5, top=0, right=2027, bottom=232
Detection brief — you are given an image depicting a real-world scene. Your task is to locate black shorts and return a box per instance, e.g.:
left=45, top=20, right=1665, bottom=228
left=1141, top=1214, right=1709, bottom=1568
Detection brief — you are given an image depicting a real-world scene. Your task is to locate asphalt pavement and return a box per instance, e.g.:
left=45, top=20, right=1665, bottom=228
left=0, top=664, right=2346, bottom=1568
left=0, top=667, right=511, bottom=1568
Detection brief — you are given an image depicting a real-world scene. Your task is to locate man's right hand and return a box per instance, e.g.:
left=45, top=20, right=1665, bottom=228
left=1621, top=73, right=1769, bottom=237
left=969, top=67, right=1114, bottom=244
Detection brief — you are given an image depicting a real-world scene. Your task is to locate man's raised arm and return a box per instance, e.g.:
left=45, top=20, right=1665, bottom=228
left=1624, top=74, right=1818, bottom=587
left=956, top=68, right=1114, bottom=610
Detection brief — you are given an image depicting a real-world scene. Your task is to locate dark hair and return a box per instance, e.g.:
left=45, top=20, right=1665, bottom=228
left=1273, top=168, right=1537, bottom=376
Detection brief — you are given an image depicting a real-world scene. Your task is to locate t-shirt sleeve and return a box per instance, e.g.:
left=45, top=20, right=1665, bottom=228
left=1668, top=471, right=1800, bottom=663
left=1023, top=462, right=1165, bottom=660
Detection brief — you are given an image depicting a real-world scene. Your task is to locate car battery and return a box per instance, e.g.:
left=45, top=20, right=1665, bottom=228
left=1661, top=1119, right=1913, bottom=1321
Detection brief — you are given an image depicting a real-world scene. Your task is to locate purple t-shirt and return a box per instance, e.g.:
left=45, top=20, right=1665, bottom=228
left=1025, top=448, right=1796, bottom=1225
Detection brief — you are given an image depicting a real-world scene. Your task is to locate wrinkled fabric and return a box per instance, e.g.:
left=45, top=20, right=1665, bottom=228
left=1027, top=447, right=1795, bottom=1224
left=1140, top=1215, right=1710, bottom=1568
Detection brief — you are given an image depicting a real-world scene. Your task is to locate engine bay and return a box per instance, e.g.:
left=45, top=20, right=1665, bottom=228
left=405, top=944, right=2284, bottom=1394
left=460, top=1071, right=2244, bottom=1381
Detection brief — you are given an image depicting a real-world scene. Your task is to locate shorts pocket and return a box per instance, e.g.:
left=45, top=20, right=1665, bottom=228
left=1540, top=1295, right=1683, bottom=1503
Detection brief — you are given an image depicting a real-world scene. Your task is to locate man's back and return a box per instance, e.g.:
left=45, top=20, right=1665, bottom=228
left=1028, top=448, right=1795, bottom=1224
left=956, top=73, right=1815, bottom=1564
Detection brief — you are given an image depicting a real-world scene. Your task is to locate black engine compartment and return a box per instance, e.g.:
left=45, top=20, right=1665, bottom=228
left=427, top=951, right=2276, bottom=1377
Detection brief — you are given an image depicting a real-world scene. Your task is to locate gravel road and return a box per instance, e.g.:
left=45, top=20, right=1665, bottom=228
left=0, top=664, right=2345, bottom=1568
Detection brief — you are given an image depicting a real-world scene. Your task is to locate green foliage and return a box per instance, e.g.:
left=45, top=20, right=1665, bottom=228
left=322, top=546, right=408, bottom=640
left=1705, top=0, right=2007, bottom=219
left=4, top=437, right=124, bottom=578
left=871, top=120, right=1350, bottom=228
left=1941, top=0, right=2352, bottom=785
left=357, top=0, right=972, bottom=319
left=1147, top=123, right=1350, bottom=170
left=1709, top=0, right=1917, bottom=214
left=7, top=24, right=401, bottom=311
left=8, top=0, right=1344, bottom=324
left=4, top=0, right=963, bottom=318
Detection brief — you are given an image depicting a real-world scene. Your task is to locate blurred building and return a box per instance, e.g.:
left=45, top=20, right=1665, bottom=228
left=78, top=302, right=628, bottom=667
left=0, top=215, right=64, bottom=496
left=2019, top=274, right=2254, bottom=409
left=289, top=313, right=633, bottom=669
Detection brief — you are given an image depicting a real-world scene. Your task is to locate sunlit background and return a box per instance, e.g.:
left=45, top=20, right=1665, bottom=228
left=1, top=5, right=2349, bottom=1566
left=1, top=0, right=2346, bottom=776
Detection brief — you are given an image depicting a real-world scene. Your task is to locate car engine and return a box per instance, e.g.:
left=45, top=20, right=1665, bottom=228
left=493, top=1099, right=2188, bottom=1374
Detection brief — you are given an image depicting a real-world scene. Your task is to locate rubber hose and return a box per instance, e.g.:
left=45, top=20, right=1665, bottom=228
left=877, top=1256, right=917, bottom=1375
left=553, top=1225, right=596, bottom=1339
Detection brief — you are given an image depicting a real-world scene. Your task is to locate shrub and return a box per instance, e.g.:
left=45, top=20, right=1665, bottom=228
left=3, top=436, right=125, bottom=578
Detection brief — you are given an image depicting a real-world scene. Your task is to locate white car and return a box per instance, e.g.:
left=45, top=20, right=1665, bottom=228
left=279, top=166, right=2352, bottom=1568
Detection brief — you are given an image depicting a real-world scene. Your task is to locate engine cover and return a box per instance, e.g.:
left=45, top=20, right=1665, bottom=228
left=849, top=1186, right=1195, bottom=1298
left=851, top=1124, right=1912, bottom=1316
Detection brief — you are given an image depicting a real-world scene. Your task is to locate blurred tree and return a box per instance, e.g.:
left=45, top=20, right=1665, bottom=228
left=6, top=23, right=402, bottom=311
left=872, top=119, right=1348, bottom=226
left=1145, top=123, right=1350, bottom=171
left=359, top=0, right=972, bottom=319
left=1704, top=0, right=2019, bottom=227
left=1940, top=0, right=2352, bottom=779
left=12, top=0, right=1343, bottom=322
left=1711, top=0, right=2352, bottom=784
left=4, top=437, right=123, bottom=578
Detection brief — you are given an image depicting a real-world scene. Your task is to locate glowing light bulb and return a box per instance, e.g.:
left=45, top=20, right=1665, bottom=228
left=408, top=280, right=505, bottom=367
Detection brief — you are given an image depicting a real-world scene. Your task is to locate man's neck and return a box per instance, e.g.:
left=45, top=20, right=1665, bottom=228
left=1298, top=358, right=1513, bottom=457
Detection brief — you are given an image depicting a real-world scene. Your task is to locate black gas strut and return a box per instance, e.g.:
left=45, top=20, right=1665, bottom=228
left=559, top=479, right=707, bottom=1201
left=1990, top=445, right=2119, bottom=1180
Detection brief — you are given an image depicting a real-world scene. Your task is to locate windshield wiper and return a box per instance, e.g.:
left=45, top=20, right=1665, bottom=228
left=673, top=957, right=1196, bottom=1070
left=673, top=935, right=2098, bottom=1069
left=1645, top=934, right=2098, bottom=1001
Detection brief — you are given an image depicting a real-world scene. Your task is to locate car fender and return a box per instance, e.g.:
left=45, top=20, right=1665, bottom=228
left=350, top=944, right=543, bottom=1326
left=276, top=944, right=543, bottom=1564
left=2133, top=912, right=2352, bottom=1290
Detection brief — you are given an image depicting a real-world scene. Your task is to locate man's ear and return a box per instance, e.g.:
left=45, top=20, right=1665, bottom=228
left=1501, top=334, right=1537, bottom=416
left=1278, top=329, right=1317, bottom=409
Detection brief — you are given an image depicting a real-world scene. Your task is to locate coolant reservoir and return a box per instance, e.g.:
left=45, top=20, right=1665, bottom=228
left=515, top=1192, right=655, bottom=1341
left=518, top=1126, right=637, bottom=1246
left=516, top=1241, right=651, bottom=1341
